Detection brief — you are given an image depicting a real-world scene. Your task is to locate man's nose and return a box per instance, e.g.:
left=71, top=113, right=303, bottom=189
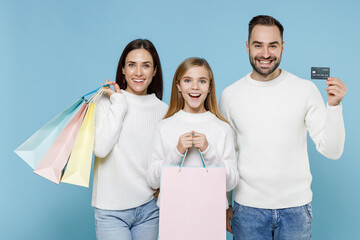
left=261, top=47, right=270, bottom=58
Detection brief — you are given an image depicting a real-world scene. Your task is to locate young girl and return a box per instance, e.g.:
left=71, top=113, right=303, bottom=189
left=92, top=39, right=168, bottom=240
left=147, top=57, right=239, bottom=206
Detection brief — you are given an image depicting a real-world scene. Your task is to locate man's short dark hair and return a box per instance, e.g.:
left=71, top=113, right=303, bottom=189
left=248, top=15, right=284, bottom=42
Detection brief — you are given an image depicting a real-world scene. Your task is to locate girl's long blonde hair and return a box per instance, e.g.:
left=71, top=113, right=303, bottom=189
left=164, top=57, right=228, bottom=124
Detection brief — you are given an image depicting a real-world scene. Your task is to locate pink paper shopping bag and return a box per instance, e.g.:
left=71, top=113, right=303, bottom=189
left=159, top=152, right=226, bottom=240
left=33, top=102, right=88, bottom=184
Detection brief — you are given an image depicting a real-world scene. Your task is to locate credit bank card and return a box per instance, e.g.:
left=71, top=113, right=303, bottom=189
left=311, top=67, right=330, bottom=79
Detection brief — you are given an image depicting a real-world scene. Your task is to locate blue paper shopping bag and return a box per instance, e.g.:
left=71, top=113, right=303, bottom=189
left=14, top=99, right=85, bottom=169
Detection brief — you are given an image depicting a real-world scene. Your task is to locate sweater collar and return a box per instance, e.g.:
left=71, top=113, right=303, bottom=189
left=174, top=110, right=214, bottom=122
left=122, top=90, right=157, bottom=105
left=245, top=69, right=287, bottom=87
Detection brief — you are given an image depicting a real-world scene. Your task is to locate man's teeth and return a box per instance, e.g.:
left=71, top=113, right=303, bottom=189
left=190, top=93, right=201, bottom=97
left=260, top=61, right=271, bottom=64
left=133, top=79, right=144, bottom=82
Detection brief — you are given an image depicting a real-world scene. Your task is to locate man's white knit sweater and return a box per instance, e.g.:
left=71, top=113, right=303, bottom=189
left=92, top=90, right=168, bottom=210
left=147, top=110, right=239, bottom=193
left=219, top=70, right=345, bottom=209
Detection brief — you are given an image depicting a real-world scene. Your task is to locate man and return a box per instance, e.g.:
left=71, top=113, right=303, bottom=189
left=219, top=15, right=346, bottom=240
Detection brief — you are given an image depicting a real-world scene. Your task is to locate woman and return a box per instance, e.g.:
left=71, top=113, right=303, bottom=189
left=147, top=57, right=239, bottom=206
left=92, top=39, right=168, bottom=240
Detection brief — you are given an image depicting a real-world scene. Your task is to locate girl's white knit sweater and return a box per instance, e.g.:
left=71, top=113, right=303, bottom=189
left=147, top=110, right=239, bottom=194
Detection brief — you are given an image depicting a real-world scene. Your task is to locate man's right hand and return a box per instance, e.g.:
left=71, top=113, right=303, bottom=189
left=226, top=206, right=233, bottom=233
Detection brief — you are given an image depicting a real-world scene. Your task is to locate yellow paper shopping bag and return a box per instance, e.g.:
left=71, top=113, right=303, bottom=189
left=61, top=102, right=96, bottom=187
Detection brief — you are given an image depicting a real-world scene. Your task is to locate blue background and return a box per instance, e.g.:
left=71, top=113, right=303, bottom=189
left=1, top=0, right=359, bottom=239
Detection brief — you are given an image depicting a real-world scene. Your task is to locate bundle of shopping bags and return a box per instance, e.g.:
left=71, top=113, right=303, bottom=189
left=14, top=86, right=105, bottom=187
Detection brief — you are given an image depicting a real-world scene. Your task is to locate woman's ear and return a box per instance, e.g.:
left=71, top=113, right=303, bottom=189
left=153, top=66, right=157, bottom=77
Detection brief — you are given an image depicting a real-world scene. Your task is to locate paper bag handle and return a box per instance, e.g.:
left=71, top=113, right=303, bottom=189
left=179, top=149, right=208, bottom=172
left=81, top=84, right=110, bottom=99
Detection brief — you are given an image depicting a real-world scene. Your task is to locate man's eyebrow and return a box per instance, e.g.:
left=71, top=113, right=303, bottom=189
left=269, top=41, right=281, bottom=45
left=252, top=41, right=281, bottom=45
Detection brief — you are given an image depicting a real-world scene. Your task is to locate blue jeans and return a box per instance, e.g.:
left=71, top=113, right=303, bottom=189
left=232, top=202, right=313, bottom=240
left=94, top=199, right=159, bottom=240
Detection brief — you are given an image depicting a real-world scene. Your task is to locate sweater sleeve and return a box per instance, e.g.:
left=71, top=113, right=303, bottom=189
left=201, top=127, right=239, bottom=192
left=219, top=89, right=234, bottom=127
left=147, top=125, right=183, bottom=189
left=305, top=83, right=345, bottom=160
left=93, top=93, right=127, bottom=158
left=221, top=128, right=240, bottom=192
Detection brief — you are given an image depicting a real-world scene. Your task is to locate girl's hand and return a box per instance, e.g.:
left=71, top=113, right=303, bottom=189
left=102, top=78, right=121, bottom=97
left=192, top=131, right=209, bottom=152
left=176, top=132, right=193, bottom=154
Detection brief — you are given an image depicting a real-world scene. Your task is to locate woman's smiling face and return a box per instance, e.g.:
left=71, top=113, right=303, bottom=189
left=122, top=48, right=156, bottom=95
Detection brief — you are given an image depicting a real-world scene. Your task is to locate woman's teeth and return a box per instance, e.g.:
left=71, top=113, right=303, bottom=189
left=133, top=79, right=144, bottom=83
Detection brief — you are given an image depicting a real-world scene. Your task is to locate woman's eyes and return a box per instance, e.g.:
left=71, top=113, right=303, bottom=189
left=127, top=63, right=151, bottom=68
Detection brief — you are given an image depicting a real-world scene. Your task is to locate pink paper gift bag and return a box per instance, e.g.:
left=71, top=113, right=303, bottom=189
left=33, top=102, right=88, bottom=184
left=159, top=161, right=226, bottom=240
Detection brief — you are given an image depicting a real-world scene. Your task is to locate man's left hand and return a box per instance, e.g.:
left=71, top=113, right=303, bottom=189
left=326, top=77, right=347, bottom=106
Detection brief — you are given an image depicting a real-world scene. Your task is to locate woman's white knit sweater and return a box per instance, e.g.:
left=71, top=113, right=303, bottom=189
left=92, top=90, right=168, bottom=210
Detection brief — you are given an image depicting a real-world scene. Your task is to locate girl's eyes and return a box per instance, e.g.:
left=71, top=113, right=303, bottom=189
left=182, top=79, right=207, bottom=83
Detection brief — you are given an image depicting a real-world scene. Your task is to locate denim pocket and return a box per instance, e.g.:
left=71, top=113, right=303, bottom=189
left=232, top=202, right=242, bottom=219
left=303, top=203, right=313, bottom=220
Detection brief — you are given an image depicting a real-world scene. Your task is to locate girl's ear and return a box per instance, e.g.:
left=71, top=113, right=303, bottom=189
left=176, top=81, right=182, bottom=93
